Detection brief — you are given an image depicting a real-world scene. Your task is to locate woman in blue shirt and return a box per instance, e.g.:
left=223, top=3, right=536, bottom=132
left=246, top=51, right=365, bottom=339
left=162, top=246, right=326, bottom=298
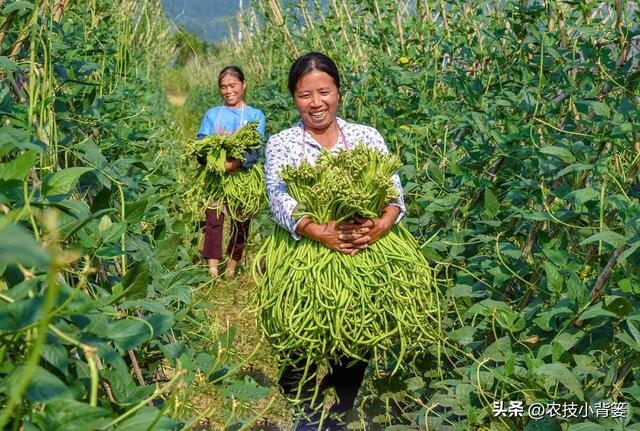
left=196, top=66, right=266, bottom=278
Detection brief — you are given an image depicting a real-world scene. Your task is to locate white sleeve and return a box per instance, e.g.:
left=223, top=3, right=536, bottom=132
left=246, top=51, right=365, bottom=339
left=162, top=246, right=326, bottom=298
left=264, top=135, right=303, bottom=239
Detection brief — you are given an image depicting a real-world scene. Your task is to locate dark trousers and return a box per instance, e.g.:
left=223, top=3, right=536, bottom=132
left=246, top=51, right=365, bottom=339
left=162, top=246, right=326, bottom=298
left=202, top=208, right=250, bottom=261
left=279, top=355, right=369, bottom=430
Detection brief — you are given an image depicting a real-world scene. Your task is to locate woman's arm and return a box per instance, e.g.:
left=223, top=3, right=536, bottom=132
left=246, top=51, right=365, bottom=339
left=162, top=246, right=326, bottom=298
left=224, top=159, right=242, bottom=172
left=240, top=148, right=260, bottom=169
left=195, top=110, right=215, bottom=165
left=265, top=135, right=369, bottom=254
left=240, top=111, right=266, bottom=170
left=256, top=110, right=266, bottom=137
left=265, top=136, right=305, bottom=237
left=196, top=108, right=216, bottom=139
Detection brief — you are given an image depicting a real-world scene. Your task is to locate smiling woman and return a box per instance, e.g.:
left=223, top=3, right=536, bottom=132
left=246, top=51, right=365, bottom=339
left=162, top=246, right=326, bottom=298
left=219, top=72, right=246, bottom=108
left=196, top=66, right=266, bottom=278
left=267, top=52, right=405, bottom=256
left=263, top=52, right=406, bottom=430
left=293, top=70, right=340, bottom=140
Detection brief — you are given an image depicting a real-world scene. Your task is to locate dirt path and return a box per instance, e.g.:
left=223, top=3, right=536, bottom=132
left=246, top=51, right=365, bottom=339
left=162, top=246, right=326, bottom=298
left=165, top=83, right=293, bottom=429
left=204, top=261, right=293, bottom=430
left=167, top=92, right=187, bottom=107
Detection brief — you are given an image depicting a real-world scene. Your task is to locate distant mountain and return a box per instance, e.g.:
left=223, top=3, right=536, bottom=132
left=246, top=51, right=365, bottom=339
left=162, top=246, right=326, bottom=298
left=161, top=0, right=332, bottom=43
left=161, top=0, right=242, bottom=43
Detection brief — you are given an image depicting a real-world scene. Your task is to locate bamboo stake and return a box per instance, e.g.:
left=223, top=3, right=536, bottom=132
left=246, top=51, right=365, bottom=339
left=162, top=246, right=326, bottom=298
left=395, top=5, right=405, bottom=53
left=131, top=0, right=148, bottom=37
left=9, top=75, right=27, bottom=103
left=590, top=245, right=627, bottom=301
left=237, top=10, right=251, bottom=46
left=612, top=357, right=636, bottom=400
left=128, top=350, right=146, bottom=386
left=339, top=0, right=364, bottom=62
left=0, top=10, right=15, bottom=46
left=299, top=0, right=314, bottom=31
left=439, top=0, right=450, bottom=36
left=340, top=0, right=353, bottom=27
left=416, top=0, right=425, bottom=50
left=52, top=0, right=69, bottom=23
left=95, top=356, right=118, bottom=403
left=590, top=2, right=607, bottom=20
left=268, top=0, right=285, bottom=27
left=371, top=0, right=391, bottom=55
left=312, top=0, right=327, bottom=27
left=9, top=25, right=32, bottom=59
left=546, top=0, right=554, bottom=32
left=557, top=2, right=568, bottom=48
left=330, top=0, right=355, bottom=60
left=267, top=0, right=299, bottom=56
left=251, top=8, right=261, bottom=32
left=308, top=0, right=335, bottom=55
left=614, top=0, right=625, bottom=48
left=372, top=0, right=383, bottom=24
left=470, top=3, right=484, bottom=53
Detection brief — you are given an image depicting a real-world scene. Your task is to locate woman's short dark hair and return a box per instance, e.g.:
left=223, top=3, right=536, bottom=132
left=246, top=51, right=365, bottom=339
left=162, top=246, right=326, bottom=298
left=288, top=52, right=340, bottom=96
left=218, top=66, right=245, bottom=85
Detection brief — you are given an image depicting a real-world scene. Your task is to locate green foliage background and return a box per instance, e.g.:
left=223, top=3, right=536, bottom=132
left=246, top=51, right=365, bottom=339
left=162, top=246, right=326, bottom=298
left=191, top=0, right=639, bottom=428
left=1, top=0, right=640, bottom=429
left=0, top=1, right=272, bottom=429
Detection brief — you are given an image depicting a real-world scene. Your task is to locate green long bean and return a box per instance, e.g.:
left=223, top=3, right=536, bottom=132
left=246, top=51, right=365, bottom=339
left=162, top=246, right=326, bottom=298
left=182, top=121, right=266, bottom=222
left=252, top=144, right=445, bottom=400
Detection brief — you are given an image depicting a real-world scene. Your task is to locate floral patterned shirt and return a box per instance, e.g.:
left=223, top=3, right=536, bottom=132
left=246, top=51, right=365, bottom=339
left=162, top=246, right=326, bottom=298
left=265, top=117, right=406, bottom=239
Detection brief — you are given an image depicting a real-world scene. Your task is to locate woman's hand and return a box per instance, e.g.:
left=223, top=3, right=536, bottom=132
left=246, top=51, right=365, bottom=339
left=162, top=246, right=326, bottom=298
left=335, top=219, right=372, bottom=249
left=296, top=218, right=370, bottom=256
left=224, top=158, right=242, bottom=172
left=347, top=205, right=401, bottom=245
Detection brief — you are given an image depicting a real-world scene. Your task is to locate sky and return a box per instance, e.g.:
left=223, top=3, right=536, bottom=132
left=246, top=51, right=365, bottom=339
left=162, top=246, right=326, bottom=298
left=161, top=0, right=332, bottom=43
left=161, top=0, right=242, bottom=43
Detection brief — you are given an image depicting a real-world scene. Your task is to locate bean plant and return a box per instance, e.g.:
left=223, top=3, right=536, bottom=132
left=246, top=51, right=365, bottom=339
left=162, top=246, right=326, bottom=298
left=210, top=0, right=640, bottom=428
left=0, top=1, right=271, bottom=429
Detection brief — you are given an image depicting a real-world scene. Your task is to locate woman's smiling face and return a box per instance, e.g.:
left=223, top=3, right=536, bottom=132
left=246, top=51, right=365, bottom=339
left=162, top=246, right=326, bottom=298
left=293, top=70, right=339, bottom=133
left=219, top=74, right=246, bottom=108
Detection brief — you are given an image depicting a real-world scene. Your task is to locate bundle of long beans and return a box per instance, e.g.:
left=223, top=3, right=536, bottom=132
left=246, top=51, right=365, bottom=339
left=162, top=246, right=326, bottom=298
left=183, top=122, right=266, bottom=221
left=253, top=144, right=443, bottom=395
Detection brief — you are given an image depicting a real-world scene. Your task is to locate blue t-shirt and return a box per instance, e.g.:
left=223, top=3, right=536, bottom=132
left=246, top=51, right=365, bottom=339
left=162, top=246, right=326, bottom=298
left=196, top=105, right=266, bottom=168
